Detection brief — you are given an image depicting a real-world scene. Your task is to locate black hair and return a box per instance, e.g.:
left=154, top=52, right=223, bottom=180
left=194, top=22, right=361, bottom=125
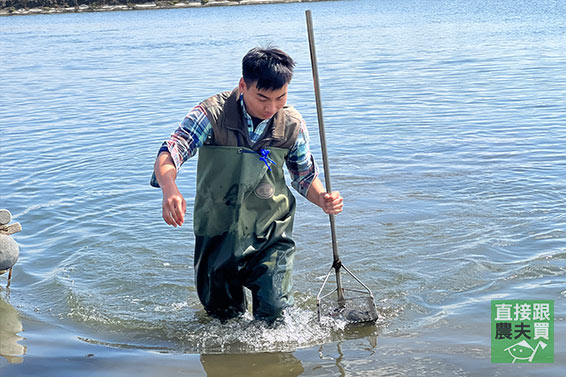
left=242, top=47, right=295, bottom=91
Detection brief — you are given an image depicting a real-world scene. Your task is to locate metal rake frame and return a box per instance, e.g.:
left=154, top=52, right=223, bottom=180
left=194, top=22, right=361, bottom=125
left=316, top=262, right=378, bottom=323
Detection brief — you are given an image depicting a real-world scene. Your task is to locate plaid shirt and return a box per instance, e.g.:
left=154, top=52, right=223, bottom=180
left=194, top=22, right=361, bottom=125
left=157, top=95, right=318, bottom=197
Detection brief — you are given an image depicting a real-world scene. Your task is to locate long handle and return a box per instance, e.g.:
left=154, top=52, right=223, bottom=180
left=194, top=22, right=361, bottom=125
left=306, top=10, right=345, bottom=303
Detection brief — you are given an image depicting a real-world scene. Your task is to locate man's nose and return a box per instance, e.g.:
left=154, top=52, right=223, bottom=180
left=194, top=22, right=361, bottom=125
left=265, top=101, right=276, bottom=113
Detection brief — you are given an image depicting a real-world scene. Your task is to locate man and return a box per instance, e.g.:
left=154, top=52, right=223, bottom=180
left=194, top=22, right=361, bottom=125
left=152, top=47, right=343, bottom=324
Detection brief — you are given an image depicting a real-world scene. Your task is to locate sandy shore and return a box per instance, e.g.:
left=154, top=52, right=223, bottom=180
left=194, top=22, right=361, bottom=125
left=0, top=0, right=333, bottom=17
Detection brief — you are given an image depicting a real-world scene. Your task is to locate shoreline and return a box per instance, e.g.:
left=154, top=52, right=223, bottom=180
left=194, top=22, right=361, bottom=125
left=0, top=0, right=334, bottom=17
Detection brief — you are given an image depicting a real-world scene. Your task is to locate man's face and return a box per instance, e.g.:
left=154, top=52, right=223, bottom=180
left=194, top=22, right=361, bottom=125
left=239, top=78, right=288, bottom=120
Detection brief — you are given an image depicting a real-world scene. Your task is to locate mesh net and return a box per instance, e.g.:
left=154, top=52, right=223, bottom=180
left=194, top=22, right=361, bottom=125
left=318, top=294, right=378, bottom=324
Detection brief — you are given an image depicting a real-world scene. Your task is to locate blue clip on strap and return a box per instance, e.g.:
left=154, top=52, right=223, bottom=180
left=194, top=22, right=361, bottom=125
left=259, top=149, right=276, bottom=171
left=241, top=148, right=277, bottom=171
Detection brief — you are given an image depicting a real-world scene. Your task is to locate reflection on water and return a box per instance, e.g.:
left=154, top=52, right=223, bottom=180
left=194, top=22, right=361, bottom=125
left=199, top=332, right=377, bottom=377
left=201, top=352, right=304, bottom=377
left=0, top=294, right=25, bottom=364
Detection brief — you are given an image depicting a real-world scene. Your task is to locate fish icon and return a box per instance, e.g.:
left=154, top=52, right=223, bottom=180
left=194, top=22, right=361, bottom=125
left=504, top=339, right=547, bottom=363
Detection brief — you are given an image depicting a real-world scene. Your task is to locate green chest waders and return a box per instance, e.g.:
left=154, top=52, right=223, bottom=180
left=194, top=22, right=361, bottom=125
left=193, top=146, right=296, bottom=323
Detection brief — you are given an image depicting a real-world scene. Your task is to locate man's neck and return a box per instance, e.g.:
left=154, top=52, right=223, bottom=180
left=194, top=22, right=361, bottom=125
left=251, top=115, right=263, bottom=129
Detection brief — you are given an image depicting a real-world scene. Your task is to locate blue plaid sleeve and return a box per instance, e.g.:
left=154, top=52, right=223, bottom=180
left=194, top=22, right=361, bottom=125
left=285, top=118, right=319, bottom=197
left=150, top=105, right=211, bottom=187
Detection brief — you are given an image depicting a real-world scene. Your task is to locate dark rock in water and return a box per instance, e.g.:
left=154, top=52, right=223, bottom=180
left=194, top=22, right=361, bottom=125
left=326, top=305, right=377, bottom=324
left=344, top=309, right=376, bottom=323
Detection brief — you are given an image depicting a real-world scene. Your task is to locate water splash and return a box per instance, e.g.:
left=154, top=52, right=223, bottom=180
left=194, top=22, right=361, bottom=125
left=68, top=294, right=386, bottom=354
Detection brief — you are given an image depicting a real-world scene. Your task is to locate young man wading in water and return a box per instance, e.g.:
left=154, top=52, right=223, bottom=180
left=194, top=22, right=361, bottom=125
left=152, top=47, right=343, bottom=324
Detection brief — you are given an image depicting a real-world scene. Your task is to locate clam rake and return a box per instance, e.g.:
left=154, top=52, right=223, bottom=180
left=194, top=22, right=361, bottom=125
left=317, top=261, right=379, bottom=324
left=306, top=10, right=378, bottom=325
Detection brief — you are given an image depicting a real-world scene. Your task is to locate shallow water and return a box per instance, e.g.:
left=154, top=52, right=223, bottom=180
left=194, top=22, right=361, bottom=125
left=1, top=0, right=565, bottom=375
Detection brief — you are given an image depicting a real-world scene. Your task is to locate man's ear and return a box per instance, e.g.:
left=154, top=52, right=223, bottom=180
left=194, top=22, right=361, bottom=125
left=239, top=77, right=247, bottom=92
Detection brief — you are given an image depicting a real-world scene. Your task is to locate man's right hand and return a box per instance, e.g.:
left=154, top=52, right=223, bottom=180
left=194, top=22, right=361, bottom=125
left=162, top=188, right=186, bottom=227
left=154, top=151, right=186, bottom=227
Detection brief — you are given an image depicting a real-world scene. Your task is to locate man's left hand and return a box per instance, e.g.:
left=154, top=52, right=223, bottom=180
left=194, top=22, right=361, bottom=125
left=320, top=191, right=343, bottom=215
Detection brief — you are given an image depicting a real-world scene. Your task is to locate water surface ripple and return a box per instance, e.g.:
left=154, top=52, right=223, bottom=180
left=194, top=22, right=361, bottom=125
left=1, top=0, right=565, bottom=374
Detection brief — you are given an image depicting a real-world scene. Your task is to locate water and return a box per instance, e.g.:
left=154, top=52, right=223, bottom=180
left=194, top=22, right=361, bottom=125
left=1, top=0, right=565, bottom=374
